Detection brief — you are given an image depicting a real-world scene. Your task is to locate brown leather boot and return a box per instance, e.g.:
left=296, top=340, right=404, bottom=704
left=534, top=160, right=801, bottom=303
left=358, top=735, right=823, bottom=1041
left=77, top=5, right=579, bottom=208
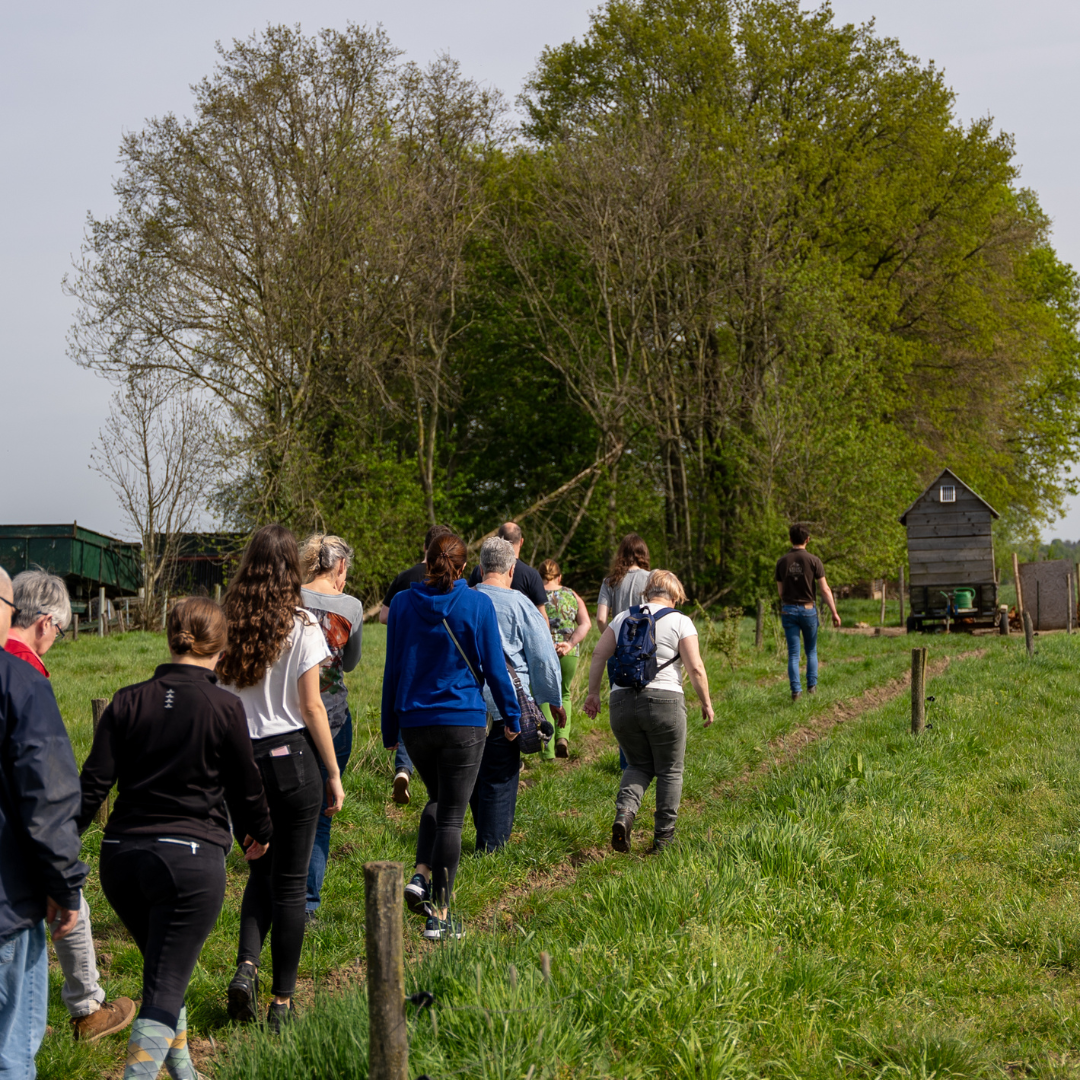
left=72, top=997, right=136, bottom=1041
left=611, top=810, right=635, bottom=853
left=555, top=739, right=569, bottom=759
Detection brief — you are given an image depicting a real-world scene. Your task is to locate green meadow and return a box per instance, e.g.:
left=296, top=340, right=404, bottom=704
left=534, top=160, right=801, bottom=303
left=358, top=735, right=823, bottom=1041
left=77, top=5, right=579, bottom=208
left=33, top=600, right=1080, bottom=1078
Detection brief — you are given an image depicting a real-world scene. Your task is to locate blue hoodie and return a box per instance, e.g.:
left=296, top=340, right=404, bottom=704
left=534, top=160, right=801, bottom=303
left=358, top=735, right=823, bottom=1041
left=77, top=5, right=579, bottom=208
left=381, top=578, right=521, bottom=748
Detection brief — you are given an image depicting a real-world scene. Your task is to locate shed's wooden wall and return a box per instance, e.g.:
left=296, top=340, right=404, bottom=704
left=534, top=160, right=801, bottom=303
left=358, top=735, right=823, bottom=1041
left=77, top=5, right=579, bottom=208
left=905, top=482, right=995, bottom=587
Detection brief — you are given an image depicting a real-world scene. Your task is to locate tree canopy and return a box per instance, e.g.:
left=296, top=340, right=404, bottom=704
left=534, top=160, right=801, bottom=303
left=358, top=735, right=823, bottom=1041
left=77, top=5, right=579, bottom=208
left=67, top=4, right=1080, bottom=603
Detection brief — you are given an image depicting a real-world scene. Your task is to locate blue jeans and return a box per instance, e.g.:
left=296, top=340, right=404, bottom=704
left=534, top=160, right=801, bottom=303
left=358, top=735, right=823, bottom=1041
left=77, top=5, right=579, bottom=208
left=394, top=741, right=414, bottom=776
left=781, top=605, right=819, bottom=694
left=469, top=723, right=521, bottom=853
left=305, top=714, right=353, bottom=912
left=0, top=922, right=47, bottom=1079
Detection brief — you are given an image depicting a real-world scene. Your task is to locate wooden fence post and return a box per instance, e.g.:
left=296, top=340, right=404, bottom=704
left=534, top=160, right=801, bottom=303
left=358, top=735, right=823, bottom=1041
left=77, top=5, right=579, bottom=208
left=365, top=861, right=407, bottom=1080
left=73, top=613, right=79, bottom=641
left=92, top=699, right=110, bottom=824
left=1023, top=609, right=1035, bottom=658
left=98, top=587, right=106, bottom=637
left=911, top=647, right=927, bottom=735
left=754, top=599, right=764, bottom=650
left=899, top=566, right=905, bottom=628
left=1068, top=573, right=1074, bottom=636
left=1013, top=552, right=1024, bottom=616
left=999, top=605, right=1009, bottom=635
left=214, top=584, right=222, bottom=604
left=880, top=579, right=887, bottom=627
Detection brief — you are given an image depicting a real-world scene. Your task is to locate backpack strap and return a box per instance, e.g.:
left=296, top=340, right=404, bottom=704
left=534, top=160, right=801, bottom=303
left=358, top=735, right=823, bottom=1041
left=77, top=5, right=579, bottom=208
left=644, top=606, right=678, bottom=675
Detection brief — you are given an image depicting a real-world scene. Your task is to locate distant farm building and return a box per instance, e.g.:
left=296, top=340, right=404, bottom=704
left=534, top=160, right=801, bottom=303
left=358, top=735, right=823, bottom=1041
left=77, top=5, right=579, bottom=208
left=161, top=533, right=245, bottom=595
left=899, top=469, right=1000, bottom=631
left=0, top=524, right=140, bottom=613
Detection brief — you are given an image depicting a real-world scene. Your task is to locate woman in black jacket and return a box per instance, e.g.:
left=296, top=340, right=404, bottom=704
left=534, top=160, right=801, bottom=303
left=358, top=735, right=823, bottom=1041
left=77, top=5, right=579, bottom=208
left=80, top=597, right=271, bottom=1080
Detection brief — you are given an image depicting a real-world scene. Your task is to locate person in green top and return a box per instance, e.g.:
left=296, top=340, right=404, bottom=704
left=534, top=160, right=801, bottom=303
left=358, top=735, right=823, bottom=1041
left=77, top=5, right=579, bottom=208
left=537, top=559, right=592, bottom=759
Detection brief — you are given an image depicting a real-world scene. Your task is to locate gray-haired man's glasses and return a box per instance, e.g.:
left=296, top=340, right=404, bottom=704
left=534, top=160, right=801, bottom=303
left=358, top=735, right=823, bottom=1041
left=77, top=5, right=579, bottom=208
left=0, top=595, right=18, bottom=620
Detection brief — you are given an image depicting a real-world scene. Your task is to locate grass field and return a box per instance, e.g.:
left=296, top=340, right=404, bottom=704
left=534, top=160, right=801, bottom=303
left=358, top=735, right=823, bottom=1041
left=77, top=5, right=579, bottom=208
left=34, top=597, right=1080, bottom=1078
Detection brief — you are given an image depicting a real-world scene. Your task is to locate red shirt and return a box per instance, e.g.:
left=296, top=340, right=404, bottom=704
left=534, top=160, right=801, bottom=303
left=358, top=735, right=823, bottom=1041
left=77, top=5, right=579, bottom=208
left=1, top=636, right=49, bottom=678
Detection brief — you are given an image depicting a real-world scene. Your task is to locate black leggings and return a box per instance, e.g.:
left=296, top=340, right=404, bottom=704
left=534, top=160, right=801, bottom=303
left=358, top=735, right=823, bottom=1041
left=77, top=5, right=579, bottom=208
left=401, top=724, right=487, bottom=906
left=238, top=729, right=322, bottom=996
left=100, top=834, right=226, bottom=1029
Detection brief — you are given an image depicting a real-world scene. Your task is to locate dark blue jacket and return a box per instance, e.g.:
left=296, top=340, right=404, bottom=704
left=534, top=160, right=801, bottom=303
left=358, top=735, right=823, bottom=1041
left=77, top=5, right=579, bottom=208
left=381, top=579, right=521, bottom=747
left=0, top=647, right=86, bottom=944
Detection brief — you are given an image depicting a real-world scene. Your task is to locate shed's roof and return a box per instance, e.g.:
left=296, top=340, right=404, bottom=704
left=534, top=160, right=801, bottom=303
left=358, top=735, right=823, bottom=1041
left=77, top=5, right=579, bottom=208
left=898, top=468, right=1000, bottom=525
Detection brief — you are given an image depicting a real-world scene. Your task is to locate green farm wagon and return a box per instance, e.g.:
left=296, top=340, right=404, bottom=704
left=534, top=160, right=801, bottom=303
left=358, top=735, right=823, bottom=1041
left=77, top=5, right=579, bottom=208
left=0, top=523, right=141, bottom=612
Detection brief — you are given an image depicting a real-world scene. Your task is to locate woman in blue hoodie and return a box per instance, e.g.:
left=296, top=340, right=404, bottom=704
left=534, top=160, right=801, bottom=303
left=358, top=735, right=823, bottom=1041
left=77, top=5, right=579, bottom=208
left=381, top=532, right=520, bottom=939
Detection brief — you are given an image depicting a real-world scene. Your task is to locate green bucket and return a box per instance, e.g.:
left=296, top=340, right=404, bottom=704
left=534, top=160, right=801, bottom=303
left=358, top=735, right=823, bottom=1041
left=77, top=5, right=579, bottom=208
left=954, top=588, right=976, bottom=609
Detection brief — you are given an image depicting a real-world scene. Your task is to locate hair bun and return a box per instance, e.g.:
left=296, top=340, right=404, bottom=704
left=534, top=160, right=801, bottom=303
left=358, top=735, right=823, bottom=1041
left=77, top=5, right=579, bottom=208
left=176, top=630, right=196, bottom=650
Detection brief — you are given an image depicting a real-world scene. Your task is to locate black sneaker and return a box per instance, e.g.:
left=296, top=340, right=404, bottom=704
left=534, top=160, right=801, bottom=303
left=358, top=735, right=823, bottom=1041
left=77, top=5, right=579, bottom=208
left=611, top=810, right=635, bottom=853
left=423, top=915, right=465, bottom=941
left=404, top=873, right=432, bottom=917
left=227, top=961, right=259, bottom=1023
left=266, top=1001, right=294, bottom=1034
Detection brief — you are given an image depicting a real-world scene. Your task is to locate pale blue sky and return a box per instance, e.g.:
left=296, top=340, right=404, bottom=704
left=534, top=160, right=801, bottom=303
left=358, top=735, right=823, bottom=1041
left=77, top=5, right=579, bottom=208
left=2, top=1, right=1078, bottom=540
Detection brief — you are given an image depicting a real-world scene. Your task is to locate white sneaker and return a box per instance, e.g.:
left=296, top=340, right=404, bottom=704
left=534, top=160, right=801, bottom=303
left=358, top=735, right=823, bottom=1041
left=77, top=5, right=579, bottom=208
left=392, top=770, right=411, bottom=805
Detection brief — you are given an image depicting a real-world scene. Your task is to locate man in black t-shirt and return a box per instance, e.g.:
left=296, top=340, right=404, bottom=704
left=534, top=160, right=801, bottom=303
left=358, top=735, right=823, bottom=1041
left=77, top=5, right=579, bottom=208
left=379, top=524, right=455, bottom=625
left=467, top=522, right=549, bottom=623
left=775, top=524, right=841, bottom=701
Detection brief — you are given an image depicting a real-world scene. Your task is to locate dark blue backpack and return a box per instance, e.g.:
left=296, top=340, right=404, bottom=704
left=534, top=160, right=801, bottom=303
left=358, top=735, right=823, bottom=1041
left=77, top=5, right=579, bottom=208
left=607, top=605, right=677, bottom=692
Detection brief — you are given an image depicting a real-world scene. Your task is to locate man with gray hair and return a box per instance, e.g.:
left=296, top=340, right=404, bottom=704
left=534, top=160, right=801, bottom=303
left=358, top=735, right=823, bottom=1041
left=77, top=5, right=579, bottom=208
left=470, top=538, right=565, bottom=852
left=468, top=522, right=549, bottom=622
left=4, top=569, right=135, bottom=1042
left=0, top=566, right=88, bottom=1075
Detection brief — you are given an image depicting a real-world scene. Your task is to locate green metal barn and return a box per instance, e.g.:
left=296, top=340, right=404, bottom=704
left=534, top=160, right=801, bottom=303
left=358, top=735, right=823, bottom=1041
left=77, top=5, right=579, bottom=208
left=0, top=523, right=141, bottom=607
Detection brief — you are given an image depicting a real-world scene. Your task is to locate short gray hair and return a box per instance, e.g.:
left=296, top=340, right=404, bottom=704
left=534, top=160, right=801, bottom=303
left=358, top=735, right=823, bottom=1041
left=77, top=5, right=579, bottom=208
left=12, top=569, right=72, bottom=630
left=479, top=537, right=516, bottom=577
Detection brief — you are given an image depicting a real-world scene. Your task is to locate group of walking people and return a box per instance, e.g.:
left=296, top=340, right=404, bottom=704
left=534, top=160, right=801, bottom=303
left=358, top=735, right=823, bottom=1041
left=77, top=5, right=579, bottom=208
left=1, top=518, right=725, bottom=1079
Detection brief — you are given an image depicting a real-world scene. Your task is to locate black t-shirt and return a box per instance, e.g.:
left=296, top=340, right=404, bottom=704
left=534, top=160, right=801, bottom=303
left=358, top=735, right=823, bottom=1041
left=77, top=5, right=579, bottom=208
left=775, top=549, right=826, bottom=606
left=383, top=562, right=426, bottom=608
left=468, top=558, right=548, bottom=608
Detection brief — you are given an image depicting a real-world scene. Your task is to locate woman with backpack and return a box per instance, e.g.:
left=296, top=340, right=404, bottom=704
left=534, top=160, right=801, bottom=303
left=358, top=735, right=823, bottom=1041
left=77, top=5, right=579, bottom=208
left=582, top=569, right=714, bottom=853
left=380, top=533, right=521, bottom=940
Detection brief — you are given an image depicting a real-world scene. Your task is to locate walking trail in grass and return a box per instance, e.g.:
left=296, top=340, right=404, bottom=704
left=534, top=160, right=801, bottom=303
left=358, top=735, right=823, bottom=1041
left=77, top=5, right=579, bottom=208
left=35, top=602, right=1080, bottom=1079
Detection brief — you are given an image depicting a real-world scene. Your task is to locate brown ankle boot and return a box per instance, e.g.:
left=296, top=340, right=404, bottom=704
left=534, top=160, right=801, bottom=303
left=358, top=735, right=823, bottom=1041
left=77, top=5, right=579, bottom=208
left=611, top=810, right=635, bottom=852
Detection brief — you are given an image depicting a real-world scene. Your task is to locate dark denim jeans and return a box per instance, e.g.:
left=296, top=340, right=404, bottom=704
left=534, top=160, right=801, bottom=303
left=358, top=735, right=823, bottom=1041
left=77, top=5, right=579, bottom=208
left=394, top=741, right=414, bottom=776
left=239, top=728, right=322, bottom=997
left=781, top=604, right=819, bottom=694
left=401, top=724, right=487, bottom=906
left=306, top=713, right=353, bottom=912
left=469, top=722, right=522, bottom=854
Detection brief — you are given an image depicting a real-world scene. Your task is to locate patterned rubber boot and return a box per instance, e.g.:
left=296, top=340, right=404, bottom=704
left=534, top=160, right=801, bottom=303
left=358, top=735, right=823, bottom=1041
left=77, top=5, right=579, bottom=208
left=123, top=1017, right=174, bottom=1078
left=164, top=1006, right=199, bottom=1080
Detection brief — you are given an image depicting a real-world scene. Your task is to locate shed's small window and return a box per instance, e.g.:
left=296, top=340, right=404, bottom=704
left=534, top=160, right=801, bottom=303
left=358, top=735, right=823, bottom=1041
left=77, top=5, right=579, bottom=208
left=940, top=485, right=956, bottom=503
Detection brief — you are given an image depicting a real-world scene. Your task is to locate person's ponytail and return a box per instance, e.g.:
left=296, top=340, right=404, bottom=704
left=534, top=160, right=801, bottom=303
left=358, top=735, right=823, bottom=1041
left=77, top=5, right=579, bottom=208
left=424, top=533, right=467, bottom=593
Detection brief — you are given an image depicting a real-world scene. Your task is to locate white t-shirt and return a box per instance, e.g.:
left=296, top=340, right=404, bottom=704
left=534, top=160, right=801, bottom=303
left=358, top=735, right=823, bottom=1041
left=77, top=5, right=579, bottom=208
left=608, top=603, right=697, bottom=695
left=223, top=611, right=331, bottom=739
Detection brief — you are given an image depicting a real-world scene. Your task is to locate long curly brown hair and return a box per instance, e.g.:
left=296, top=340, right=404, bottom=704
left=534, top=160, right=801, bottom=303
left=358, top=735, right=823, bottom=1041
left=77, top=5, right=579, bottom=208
left=605, top=533, right=651, bottom=588
left=217, top=524, right=304, bottom=690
